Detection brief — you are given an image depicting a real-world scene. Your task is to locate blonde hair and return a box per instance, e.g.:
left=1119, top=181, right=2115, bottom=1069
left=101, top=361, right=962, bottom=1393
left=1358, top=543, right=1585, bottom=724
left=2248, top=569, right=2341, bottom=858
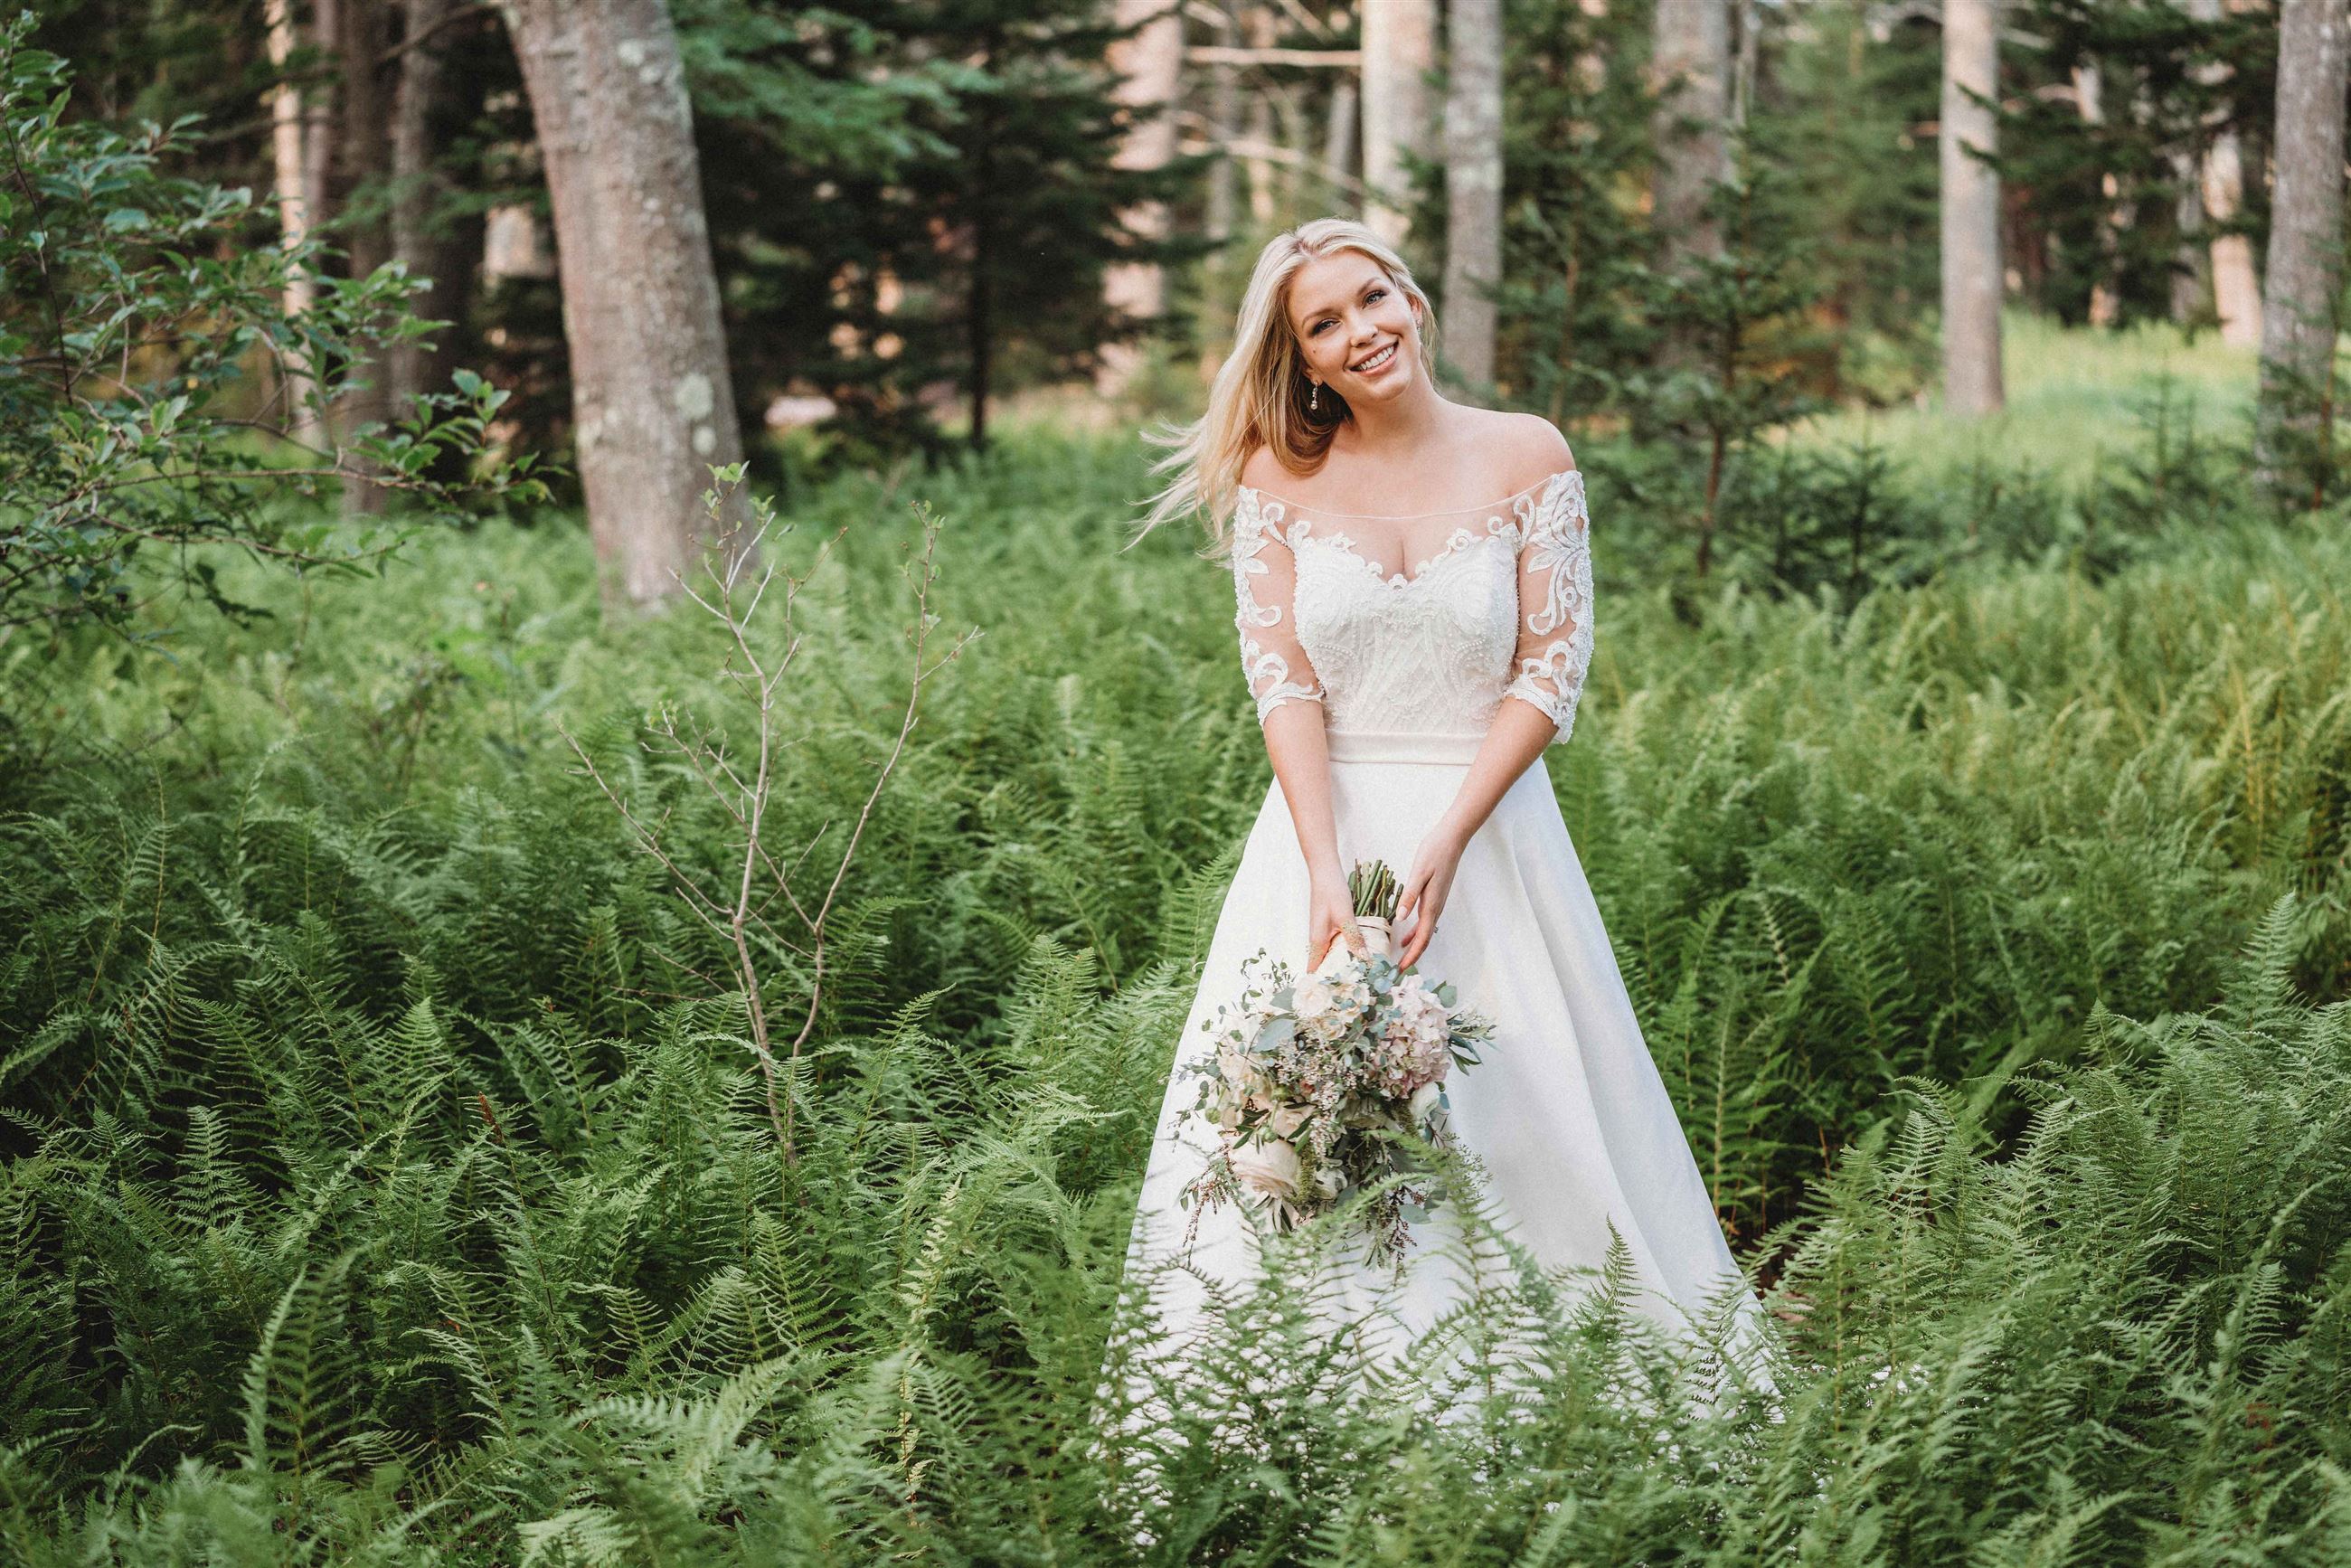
left=1130, top=217, right=1439, bottom=553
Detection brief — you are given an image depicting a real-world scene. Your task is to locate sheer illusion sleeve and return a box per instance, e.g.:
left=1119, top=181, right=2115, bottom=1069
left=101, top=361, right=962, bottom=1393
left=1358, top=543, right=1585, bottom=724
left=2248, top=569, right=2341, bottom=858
left=1229, top=490, right=1327, bottom=723
left=1501, top=469, right=1594, bottom=745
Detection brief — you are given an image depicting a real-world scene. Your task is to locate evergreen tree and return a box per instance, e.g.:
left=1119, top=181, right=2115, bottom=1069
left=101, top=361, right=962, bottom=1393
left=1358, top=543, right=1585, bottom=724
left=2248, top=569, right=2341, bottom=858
left=1755, top=0, right=1941, bottom=401
left=1486, top=0, right=1657, bottom=422
left=897, top=0, right=1205, bottom=449
left=1997, top=0, right=2277, bottom=329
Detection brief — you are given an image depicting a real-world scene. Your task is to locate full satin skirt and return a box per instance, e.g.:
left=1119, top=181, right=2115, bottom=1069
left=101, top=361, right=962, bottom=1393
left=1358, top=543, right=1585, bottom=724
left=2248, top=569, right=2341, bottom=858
left=1114, top=730, right=1773, bottom=1410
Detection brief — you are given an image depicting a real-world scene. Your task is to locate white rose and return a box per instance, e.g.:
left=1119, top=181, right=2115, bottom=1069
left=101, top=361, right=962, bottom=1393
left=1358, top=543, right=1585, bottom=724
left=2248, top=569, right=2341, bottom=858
left=1228, top=1138, right=1304, bottom=1203
left=1408, top=1082, right=1441, bottom=1124
left=1292, top=971, right=1337, bottom=1019
left=1269, top=1103, right=1310, bottom=1138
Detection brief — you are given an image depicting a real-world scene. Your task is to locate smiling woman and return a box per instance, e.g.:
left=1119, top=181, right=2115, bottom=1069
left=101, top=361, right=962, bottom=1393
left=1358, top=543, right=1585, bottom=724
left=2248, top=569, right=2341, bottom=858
left=1290, top=259, right=1421, bottom=405
left=1105, top=220, right=1780, bottom=1473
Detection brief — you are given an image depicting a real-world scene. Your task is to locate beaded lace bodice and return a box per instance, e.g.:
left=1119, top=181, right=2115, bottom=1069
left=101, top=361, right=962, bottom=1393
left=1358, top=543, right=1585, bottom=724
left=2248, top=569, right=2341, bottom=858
left=1228, top=468, right=1593, bottom=745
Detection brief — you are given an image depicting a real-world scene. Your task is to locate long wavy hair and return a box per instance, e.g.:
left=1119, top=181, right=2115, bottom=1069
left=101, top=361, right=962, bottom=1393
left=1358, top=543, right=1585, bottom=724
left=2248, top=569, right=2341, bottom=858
left=1130, top=218, right=1440, bottom=553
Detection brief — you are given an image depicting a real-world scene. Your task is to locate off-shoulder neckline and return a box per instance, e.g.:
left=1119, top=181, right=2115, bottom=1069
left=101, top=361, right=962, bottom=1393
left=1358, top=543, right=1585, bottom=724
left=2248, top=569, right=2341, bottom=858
left=1237, top=466, right=1579, bottom=522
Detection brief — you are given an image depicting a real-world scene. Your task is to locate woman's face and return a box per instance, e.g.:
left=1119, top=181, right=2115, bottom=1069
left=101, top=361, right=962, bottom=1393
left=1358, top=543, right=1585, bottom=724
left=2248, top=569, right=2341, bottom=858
left=1285, top=250, right=1421, bottom=410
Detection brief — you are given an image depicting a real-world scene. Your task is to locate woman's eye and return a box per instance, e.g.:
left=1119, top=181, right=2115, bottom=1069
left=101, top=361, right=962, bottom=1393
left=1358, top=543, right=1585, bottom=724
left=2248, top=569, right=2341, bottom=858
left=1367, top=288, right=1386, bottom=303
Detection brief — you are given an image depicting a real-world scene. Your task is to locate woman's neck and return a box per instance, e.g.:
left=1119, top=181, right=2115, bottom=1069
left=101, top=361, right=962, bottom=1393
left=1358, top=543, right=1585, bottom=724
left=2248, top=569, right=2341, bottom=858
left=1337, top=374, right=1450, bottom=458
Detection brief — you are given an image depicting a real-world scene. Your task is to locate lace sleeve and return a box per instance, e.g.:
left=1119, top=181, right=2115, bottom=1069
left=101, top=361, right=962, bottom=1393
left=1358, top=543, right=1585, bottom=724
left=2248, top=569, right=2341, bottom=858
left=1230, top=490, right=1327, bottom=723
left=1501, top=469, right=1593, bottom=745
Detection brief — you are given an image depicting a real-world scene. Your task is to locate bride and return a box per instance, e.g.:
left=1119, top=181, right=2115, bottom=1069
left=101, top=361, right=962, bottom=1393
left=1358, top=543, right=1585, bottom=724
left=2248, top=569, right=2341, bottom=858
left=1109, top=217, right=1776, bottom=1424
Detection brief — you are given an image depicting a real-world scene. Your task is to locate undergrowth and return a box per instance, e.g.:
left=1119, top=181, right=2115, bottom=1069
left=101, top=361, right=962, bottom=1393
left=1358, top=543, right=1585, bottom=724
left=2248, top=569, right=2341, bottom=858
left=3, top=430, right=2349, bottom=1561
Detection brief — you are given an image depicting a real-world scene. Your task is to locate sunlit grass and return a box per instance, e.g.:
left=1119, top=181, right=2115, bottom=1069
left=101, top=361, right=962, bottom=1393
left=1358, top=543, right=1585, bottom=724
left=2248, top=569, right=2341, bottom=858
left=1795, top=310, right=2264, bottom=485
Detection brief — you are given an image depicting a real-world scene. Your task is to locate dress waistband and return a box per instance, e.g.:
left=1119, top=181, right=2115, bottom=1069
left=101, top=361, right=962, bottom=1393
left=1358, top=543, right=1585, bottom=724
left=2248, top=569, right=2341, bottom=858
left=1326, top=729, right=1487, bottom=765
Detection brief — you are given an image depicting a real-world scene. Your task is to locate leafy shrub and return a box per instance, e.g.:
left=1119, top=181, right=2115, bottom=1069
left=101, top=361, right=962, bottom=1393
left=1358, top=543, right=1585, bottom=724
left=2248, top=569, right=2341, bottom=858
left=0, top=13, right=536, bottom=634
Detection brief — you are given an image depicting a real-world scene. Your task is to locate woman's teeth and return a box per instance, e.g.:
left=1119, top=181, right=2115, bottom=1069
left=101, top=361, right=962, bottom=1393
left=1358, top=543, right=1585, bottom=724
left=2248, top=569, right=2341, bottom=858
left=1353, top=344, right=1396, bottom=373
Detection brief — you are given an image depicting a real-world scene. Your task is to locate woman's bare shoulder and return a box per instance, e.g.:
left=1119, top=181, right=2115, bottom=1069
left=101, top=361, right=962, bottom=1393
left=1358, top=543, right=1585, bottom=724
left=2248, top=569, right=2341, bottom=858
left=1499, top=411, right=1576, bottom=486
left=1237, top=446, right=1285, bottom=493
left=1449, top=406, right=1573, bottom=493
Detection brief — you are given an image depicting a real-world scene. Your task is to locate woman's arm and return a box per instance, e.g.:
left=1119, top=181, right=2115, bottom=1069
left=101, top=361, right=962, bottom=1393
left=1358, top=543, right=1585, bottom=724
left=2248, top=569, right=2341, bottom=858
left=1394, top=700, right=1555, bottom=965
left=1397, top=433, right=1588, bottom=968
left=1260, top=704, right=1365, bottom=967
left=1229, top=496, right=1363, bottom=966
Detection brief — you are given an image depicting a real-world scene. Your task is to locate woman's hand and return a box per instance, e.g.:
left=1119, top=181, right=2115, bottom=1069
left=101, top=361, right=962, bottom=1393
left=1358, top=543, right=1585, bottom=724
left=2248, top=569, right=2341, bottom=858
left=1308, top=872, right=1364, bottom=968
left=1396, top=825, right=1468, bottom=968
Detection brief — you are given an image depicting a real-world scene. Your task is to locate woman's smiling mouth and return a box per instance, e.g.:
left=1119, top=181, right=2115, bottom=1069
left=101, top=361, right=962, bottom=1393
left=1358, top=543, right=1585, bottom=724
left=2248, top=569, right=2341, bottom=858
left=1351, top=342, right=1398, bottom=374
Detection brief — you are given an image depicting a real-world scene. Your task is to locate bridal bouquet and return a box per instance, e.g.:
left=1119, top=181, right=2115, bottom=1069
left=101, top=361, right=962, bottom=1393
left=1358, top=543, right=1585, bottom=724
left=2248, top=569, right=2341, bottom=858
left=1181, top=859, right=1495, bottom=1267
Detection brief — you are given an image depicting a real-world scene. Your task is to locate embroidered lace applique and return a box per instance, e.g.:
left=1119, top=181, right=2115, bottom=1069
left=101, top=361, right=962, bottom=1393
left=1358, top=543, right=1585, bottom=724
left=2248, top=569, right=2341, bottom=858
left=1224, top=468, right=1592, bottom=744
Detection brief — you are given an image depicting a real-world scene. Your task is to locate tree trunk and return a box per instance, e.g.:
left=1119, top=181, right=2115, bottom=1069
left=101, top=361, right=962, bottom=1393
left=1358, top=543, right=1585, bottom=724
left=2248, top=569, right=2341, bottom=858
left=1322, top=74, right=1358, bottom=204
left=305, top=0, right=341, bottom=254
left=2255, top=0, right=2348, bottom=488
left=2202, top=128, right=2263, bottom=347
left=339, top=0, right=397, bottom=515
left=2071, top=63, right=2129, bottom=329
left=2170, top=149, right=2209, bottom=326
left=389, top=0, right=462, bottom=410
left=968, top=77, right=997, bottom=450
left=2186, top=0, right=2262, bottom=348
left=1242, top=5, right=1279, bottom=222
left=1099, top=0, right=1183, bottom=392
left=1361, top=0, right=1437, bottom=242
left=1441, top=0, right=1502, bottom=386
left=266, top=0, right=321, bottom=437
left=1209, top=5, right=1241, bottom=240
left=1650, top=0, right=1729, bottom=262
left=502, top=0, right=748, bottom=609
left=1940, top=0, right=2004, bottom=415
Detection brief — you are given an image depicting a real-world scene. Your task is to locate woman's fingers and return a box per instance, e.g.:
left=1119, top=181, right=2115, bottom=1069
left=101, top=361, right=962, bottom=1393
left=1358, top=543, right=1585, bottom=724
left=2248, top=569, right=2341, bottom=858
left=1400, top=864, right=1430, bottom=921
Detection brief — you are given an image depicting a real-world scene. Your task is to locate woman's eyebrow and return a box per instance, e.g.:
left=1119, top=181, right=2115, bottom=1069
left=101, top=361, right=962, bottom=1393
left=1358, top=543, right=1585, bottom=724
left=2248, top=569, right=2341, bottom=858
left=1298, top=280, right=1378, bottom=326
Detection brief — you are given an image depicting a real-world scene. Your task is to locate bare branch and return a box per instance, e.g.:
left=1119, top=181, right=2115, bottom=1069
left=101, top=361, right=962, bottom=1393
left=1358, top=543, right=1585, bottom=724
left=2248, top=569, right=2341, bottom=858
left=565, top=478, right=975, bottom=1166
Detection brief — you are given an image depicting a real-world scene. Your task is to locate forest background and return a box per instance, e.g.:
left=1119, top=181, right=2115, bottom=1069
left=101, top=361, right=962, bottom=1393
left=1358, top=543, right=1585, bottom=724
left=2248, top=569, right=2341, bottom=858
left=6, top=0, right=2351, bottom=1561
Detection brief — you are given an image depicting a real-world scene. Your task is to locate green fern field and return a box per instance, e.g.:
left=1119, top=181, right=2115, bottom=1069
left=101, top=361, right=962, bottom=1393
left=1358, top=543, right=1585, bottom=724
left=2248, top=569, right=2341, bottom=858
left=5, top=431, right=2351, bottom=1562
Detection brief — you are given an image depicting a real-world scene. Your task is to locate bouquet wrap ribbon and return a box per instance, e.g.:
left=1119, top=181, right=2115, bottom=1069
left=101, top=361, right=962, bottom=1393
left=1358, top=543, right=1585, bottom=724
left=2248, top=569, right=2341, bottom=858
left=1316, top=915, right=1393, bottom=977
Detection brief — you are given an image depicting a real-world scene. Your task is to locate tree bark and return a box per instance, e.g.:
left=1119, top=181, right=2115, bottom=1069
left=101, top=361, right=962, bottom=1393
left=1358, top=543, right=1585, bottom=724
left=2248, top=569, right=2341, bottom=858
left=1650, top=0, right=1729, bottom=262
left=1099, top=0, right=1184, bottom=392
left=2255, top=0, right=2348, bottom=486
left=1362, top=0, right=1437, bottom=242
left=1242, top=5, right=1279, bottom=222
left=2071, top=63, right=2129, bottom=329
left=1323, top=74, right=1358, bottom=204
left=2170, top=149, right=2209, bottom=326
left=2202, top=128, right=2262, bottom=347
left=501, top=0, right=749, bottom=609
left=1940, top=0, right=2004, bottom=415
left=339, top=0, right=397, bottom=515
left=266, top=0, right=321, bottom=437
left=2186, top=0, right=2262, bottom=348
left=1441, top=0, right=1502, bottom=386
left=1209, top=5, right=1241, bottom=240
left=389, top=0, right=462, bottom=410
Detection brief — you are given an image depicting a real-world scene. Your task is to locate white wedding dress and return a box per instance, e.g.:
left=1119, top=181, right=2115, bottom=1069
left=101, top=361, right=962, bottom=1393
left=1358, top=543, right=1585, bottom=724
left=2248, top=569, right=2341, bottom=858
left=1111, top=467, right=1774, bottom=1418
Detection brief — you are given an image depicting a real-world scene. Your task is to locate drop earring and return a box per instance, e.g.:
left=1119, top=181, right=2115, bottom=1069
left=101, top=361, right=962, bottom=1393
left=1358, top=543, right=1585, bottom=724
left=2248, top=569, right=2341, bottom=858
left=1309, top=383, right=1321, bottom=411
